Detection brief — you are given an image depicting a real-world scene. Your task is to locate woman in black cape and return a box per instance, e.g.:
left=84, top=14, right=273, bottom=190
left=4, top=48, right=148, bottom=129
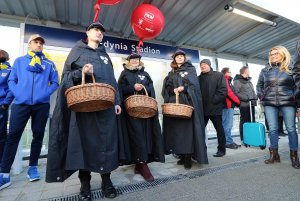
left=162, top=49, right=208, bottom=169
left=118, top=53, right=165, bottom=182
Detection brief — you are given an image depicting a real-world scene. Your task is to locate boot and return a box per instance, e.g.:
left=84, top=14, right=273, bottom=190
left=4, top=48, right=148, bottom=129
left=139, top=163, right=154, bottom=182
left=134, top=163, right=141, bottom=174
left=264, top=148, right=280, bottom=164
left=184, top=154, right=192, bottom=170
left=101, top=173, right=117, bottom=198
left=78, top=171, right=91, bottom=201
left=290, top=150, right=300, bottom=169
left=177, top=155, right=185, bottom=165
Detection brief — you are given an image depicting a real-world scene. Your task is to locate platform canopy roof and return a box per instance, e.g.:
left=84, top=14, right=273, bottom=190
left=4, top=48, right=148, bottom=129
left=1, top=0, right=299, bottom=64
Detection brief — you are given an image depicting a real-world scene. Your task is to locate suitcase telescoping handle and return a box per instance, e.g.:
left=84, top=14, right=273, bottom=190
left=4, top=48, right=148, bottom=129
left=249, top=99, right=255, bottom=123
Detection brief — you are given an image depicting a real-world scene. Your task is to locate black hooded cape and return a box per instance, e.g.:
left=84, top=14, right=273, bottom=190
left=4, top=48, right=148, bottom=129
left=46, top=40, right=127, bottom=182
left=118, top=64, right=165, bottom=163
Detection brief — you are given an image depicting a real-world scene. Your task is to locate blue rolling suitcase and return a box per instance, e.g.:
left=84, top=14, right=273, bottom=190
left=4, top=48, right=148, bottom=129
left=243, top=101, right=266, bottom=150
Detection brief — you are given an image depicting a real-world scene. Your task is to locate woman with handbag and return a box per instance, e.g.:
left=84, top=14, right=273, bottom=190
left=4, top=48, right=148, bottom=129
left=118, top=53, right=165, bottom=182
left=257, top=45, right=300, bottom=169
left=161, top=49, right=208, bottom=169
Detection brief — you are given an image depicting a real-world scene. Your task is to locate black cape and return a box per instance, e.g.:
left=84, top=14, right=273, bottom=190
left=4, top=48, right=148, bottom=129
left=162, top=61, right=208, bottom=164
left=46, top=40, right=127, bottom=182
left=118, top=64, right=165, bottom=163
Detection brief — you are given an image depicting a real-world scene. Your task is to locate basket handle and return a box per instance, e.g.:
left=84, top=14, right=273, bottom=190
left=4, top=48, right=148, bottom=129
left=134, top=84, right=149, bottom=97
left=175, top=91, right=180, bottom=104
left=82, top=69, right=96, bottom=85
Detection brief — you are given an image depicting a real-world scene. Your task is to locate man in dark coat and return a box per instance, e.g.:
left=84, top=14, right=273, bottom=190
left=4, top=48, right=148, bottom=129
left=118, top=53, right=165, bottom=181
left=233, top=66, right=257, bottom=142
left=46, top=21, right=123, bottom=200
left=162, top=50, right=208, bottom=169
left=198, top=59, right=227, bottom=157
left=293, top=37, right=300, bottom=113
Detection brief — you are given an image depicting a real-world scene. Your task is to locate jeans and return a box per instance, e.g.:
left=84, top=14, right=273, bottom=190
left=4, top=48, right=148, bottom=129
left=0, top=103, right=50, bottom=173
left=0, top=107, right=8, bottom=162
left=222, top=108, right=234, bottom=145
left=265, top=106, right=298, bottom=150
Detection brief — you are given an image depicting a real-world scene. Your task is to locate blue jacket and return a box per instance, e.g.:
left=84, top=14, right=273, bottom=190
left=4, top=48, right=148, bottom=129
left=8, top=54, right=59, bottom=105
left=0, top=62, right=14, bottom=105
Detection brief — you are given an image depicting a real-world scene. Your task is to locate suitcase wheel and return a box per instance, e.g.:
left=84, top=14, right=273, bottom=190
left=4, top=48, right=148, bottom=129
left=259, top=145, right=266, bottom=150
left=244, top=143, right=249, bottom=147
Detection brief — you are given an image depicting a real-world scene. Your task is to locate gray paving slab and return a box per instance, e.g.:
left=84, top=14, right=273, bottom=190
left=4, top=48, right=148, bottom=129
left=0, top=135, right=299, bottom=201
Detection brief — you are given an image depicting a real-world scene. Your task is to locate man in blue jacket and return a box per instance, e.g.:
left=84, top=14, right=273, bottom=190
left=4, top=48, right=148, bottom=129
left=0, top=50, right=14, bottom=164
left=0, top=34, right=59, bottom=190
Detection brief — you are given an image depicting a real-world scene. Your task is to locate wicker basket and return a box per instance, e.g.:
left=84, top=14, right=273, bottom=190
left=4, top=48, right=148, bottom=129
left=162, top=92, right=194, bottom=119
left=125, top=85, right=158, bottom=119
left=65, top=72, right=115, bottom=112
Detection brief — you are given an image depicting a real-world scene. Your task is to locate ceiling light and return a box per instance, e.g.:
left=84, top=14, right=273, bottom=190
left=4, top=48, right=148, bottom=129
left=224, top=4, right=277, bottom=27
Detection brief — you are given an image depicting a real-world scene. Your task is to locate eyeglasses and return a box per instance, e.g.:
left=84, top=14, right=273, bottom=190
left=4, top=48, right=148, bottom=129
left=270, top=52, right=279, bottom=57
left=227, top=71, right=232, bottom=73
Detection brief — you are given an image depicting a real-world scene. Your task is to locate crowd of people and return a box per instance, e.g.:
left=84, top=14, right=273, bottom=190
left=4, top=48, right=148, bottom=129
left=0, top=21, right=300, bottom=200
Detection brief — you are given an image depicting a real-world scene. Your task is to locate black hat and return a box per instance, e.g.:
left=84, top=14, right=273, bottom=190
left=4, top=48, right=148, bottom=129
left=200, top=59, right=211, bottom=67
left=86, top=21, right=106, bottom=32
left=172, top=49, right=186, bottom=59
left=127, top=53, right=141, bottom=61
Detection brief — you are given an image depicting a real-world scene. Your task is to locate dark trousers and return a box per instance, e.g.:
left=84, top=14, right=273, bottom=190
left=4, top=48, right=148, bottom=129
left=78, top=170, right=111, bottom=185
left=204, top=115, right=226, bottom=152
left=239, top=105, right=255, bottom=141
left=0, top=107, right=8, bottom=162
left=0, top=103, right=49, bottom=173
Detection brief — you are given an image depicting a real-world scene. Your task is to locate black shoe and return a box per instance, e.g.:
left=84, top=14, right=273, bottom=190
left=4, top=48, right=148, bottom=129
left=177, top=158, right=184, bottom=165
left=232, top=142, right=241, bottom=147
left=79, top=174, right=91, bottom=201
left=79, top=191, right=92, bottom=201
left=213, top=150, right=225, bottom=157
left=225, top=143, right=238, bottom=149
left=101, top=181, right=117, bottom=198
left=184, top=155, right=192, bottom=170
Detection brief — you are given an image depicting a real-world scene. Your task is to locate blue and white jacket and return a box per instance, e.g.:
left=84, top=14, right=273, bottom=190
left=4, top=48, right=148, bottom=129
left=0, top=61, right=14, bottom=106
left=8, top=54, right=59, bottom=105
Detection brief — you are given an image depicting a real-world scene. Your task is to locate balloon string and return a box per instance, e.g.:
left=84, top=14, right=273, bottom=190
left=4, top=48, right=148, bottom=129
left=138, top=39, right=144, bottom=55
left=93, top=2, right=101, bottom=22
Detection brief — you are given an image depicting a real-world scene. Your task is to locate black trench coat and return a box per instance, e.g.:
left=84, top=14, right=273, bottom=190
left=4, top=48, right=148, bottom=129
left=162, top=61, right=208, bottom=164
left=118, top=64, right=165, bottom=163
left=46, top=40, right=127, bottom=182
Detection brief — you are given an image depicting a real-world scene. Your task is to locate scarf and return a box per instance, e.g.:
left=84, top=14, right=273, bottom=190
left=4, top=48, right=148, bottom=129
left=27, top=50, right=50, bottom=73
left=0, top=61, right=10, bottom=70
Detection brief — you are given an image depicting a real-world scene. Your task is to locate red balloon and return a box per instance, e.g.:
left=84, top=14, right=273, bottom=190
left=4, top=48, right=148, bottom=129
left=131, top=4, right=165, bottom=40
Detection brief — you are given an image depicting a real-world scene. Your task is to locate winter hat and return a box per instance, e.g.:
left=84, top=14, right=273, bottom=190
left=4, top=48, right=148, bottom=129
left=172, top=49, right=186, bottom=59
left=0, top=49, right=9, bottom=62
left=127, top=53, right=141, bottom=61
left=86, top=21, right=106, bottom=32
left=200, top=59, right=211, bottom=67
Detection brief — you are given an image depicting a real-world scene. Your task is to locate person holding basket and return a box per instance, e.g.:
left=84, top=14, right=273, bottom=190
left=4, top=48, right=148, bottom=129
left=161, top=49, right=208, bottom=169
left=118, top=53, right=165, bottom=182
left=46, top=21, right=124, bottom=200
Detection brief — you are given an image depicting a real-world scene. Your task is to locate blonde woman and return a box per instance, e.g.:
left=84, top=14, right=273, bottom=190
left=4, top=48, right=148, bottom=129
left=256, top=45, right=300, bottom=169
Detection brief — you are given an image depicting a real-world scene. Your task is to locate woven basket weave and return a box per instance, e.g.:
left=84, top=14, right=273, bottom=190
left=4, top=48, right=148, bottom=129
left=65, top=72, right=115, bottom=112
left=125, top=86, right=157, bottom=119
left=162, top=92, right=194, bottom=119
